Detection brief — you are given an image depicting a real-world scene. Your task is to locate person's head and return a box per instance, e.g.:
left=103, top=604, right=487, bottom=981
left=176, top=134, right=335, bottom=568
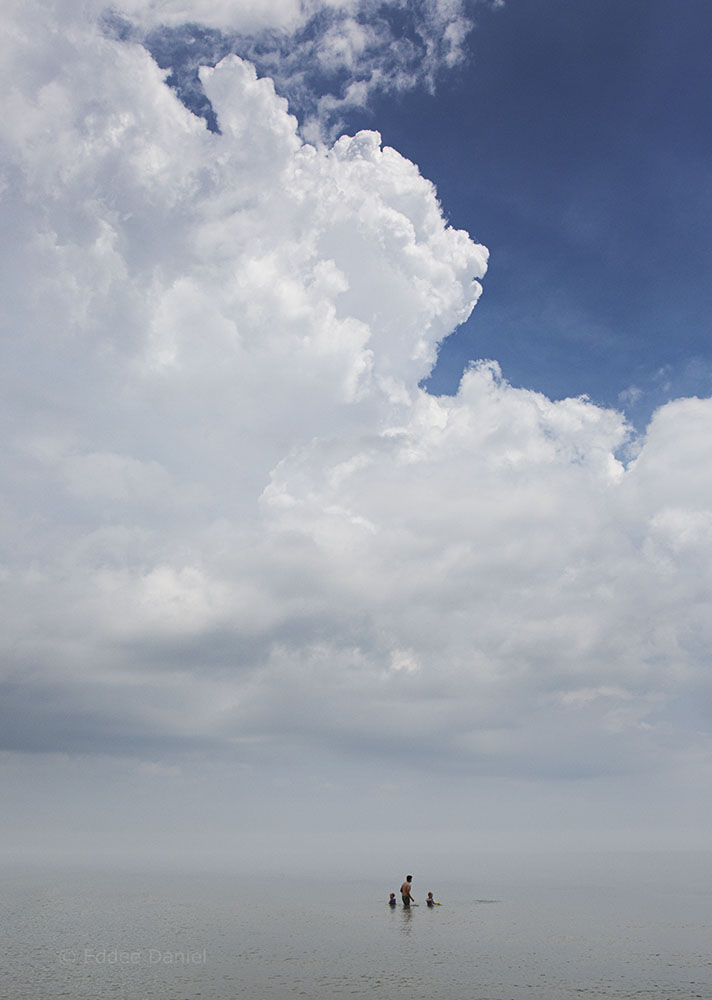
left=390, top=893, right=396, bottom=899
left=427, top=892, right=433, bottom=898
left=406, top=875, right=412, bottom=882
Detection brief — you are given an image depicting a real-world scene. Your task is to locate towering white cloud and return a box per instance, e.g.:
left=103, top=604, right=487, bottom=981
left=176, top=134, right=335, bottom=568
left=1, top=0, right=710, bottom=812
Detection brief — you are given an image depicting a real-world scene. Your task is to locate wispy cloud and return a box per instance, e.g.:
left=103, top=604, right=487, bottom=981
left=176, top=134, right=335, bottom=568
left=103, top=0, right=492, bottom=139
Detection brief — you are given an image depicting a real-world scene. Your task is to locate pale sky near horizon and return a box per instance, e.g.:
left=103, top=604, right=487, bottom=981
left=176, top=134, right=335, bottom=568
left=1, top=0, right=711, bottom=870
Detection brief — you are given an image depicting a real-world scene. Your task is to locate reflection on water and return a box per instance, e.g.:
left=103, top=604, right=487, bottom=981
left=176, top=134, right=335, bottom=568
left=398, top=904, right=414, bottom=935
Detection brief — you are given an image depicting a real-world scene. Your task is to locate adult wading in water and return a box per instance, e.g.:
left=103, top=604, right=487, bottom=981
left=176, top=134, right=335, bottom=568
left=400, top=875, right=415, bottom=907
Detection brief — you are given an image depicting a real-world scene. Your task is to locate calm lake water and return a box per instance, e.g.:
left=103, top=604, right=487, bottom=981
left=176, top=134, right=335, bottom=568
left=2, top=859, right=711, bottom=1000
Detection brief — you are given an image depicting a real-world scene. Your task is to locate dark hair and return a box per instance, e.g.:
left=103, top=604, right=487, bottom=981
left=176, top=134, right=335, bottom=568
left=406, top=875, right=413, bottom=880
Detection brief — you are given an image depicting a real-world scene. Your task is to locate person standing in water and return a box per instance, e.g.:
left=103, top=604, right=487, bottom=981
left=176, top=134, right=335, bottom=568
left=388, top=893, right=397, bottom=907
left=426, top=892, right=441, bottom=907
left=400, top=875, right=415, bottom=907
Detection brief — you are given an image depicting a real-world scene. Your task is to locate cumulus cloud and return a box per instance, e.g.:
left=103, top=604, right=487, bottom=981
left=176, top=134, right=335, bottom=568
left=1, top=0, right=711, bottom=835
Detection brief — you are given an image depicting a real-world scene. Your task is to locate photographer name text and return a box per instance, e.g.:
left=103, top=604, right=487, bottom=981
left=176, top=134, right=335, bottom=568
left=58, top=947, right=207, bottom=966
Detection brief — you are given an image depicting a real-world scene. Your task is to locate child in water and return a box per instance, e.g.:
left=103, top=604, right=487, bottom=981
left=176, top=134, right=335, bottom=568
left=426, top=892, right=441, bottom=907
left=388, top=893, right=397, bottom=907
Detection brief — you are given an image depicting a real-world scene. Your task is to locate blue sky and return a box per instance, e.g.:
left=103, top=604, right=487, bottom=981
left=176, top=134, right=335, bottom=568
left=2, top=0, right=712, bottom=870
left=345, top=0, right=712, bottom=424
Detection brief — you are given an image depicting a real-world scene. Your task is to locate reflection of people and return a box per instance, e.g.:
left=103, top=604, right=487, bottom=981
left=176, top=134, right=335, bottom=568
left=400, top=875, right=415, bottom=907
left=426, top=892, right=441, bottom=907
left=389, top=893, right=397, bottom=907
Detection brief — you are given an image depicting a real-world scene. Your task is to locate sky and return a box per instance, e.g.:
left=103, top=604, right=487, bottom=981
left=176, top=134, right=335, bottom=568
left=1, top=0, right=711, bottom=876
